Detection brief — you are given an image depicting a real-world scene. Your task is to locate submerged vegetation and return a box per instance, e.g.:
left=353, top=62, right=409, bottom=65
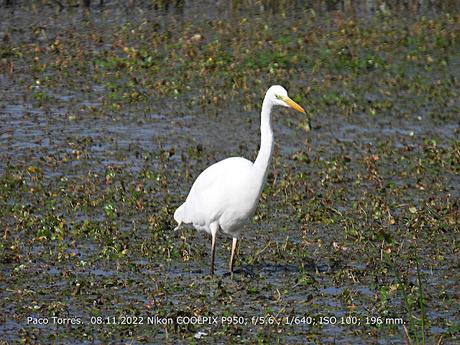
left=0, top=0, right=459, bottom=343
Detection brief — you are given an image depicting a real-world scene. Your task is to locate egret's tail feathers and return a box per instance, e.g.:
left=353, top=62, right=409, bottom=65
left=174, top=204, right=185, bottom=230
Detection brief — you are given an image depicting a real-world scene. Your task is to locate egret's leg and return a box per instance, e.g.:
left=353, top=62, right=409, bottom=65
left=210, top=223, right=219, bottom=275
left=229, top=237, right=238, bottom=273
left=211, top=232, right=216, bottom=275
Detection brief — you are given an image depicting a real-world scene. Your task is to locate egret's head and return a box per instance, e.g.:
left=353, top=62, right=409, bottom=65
left=266, top=85, right=305, bottom=113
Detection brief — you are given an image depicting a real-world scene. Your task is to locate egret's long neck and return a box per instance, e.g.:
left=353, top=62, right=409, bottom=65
left=254, top=97, right=274, bottom=177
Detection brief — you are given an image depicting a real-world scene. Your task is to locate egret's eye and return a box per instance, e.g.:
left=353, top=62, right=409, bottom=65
left=275, top=95, right=282, bottom=100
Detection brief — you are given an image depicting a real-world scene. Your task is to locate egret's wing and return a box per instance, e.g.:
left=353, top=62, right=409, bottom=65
left=181, top=157, right=253, bottom=225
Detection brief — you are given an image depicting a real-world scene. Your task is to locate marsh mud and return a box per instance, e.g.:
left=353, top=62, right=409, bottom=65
left=0, top=1, right=459, bottom=344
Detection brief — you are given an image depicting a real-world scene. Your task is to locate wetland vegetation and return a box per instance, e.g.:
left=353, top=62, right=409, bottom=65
left=0, top=0, right=459, bottom=343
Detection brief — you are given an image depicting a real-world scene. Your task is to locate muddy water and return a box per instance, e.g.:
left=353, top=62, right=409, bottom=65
left=1, top=1, right=459, bottom=344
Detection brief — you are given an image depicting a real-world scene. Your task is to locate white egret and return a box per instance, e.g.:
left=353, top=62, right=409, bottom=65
left=174, top=85, right=305, bottom=274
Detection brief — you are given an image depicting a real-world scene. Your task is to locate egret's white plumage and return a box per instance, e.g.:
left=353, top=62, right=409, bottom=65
left=174, top=85, right=305, bottom=274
